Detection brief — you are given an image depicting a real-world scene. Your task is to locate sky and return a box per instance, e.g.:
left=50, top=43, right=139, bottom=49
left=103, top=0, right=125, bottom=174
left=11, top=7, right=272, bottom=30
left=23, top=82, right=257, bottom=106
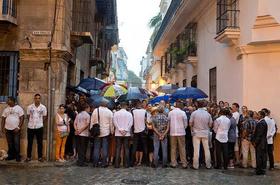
left=117, top=0, right=161, bottom=76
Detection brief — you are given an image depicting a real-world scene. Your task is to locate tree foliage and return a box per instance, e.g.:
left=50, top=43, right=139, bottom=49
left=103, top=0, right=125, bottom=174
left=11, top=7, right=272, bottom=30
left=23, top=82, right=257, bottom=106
left=127, top=70, right=142, bottom=87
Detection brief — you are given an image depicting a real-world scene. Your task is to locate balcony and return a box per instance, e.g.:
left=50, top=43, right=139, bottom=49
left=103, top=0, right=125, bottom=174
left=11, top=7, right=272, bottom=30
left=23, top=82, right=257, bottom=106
left=0, top=0, right=17, bottom=25
left=70, top=31, right=93, bottom=48
left=152, top=0, right=182, bottom=50
left=215, top=0, right=240, bottom=46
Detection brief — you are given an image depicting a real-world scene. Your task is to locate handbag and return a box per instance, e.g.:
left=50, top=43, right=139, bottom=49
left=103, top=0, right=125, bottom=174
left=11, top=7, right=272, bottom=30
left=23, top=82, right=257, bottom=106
left=60, top=131, right=69, bottom=138
left=90, top=108, right=100, bottom=138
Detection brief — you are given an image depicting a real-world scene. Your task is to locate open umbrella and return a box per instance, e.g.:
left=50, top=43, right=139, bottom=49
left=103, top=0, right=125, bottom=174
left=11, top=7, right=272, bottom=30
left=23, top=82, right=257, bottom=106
left=126, top=87, right=149, bottom=101
left=149, top=94, right=171, bottom=105
left=156, top=84, right=179, bottom=94
left=88, top=94, right=115, bottom=109
left=171, top=87, right=208, bottom=100
left=101, top=83, right=127, bottom=98
left=77, top=77, right=107, bottom=91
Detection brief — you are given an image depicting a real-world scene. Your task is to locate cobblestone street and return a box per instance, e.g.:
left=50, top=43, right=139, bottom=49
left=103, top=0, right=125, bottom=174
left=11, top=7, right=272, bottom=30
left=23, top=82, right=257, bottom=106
left=0, top=165, right=280, bottom=185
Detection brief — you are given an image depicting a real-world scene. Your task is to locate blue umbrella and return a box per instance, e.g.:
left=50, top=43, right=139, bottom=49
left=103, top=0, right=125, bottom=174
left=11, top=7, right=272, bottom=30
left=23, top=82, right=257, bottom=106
left=126, top=87, right=149, bottom=100
left=77, top=77, right=107, bottom=91
left=149, top=94, right=171, bottom=104
left=171, top=87, right=208, bottom=100
left=88, top=94, right=115, bottom=109
left=156, top=84, right=179, bottom=94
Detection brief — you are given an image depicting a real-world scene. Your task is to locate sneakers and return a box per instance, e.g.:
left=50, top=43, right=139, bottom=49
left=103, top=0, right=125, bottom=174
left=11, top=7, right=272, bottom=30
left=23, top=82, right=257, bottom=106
left=25, top=158, right=31, bottom=163
left=56, top=158, right=65, bottom=163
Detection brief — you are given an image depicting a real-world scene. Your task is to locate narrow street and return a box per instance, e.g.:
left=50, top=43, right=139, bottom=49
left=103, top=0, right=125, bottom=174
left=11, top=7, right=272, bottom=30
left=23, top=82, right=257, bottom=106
left=0, top=166, right=279, bottom=185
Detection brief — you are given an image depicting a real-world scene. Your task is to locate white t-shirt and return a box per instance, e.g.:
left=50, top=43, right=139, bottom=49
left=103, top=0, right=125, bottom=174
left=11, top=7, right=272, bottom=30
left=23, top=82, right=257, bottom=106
left=131, top=108, right=147, bottom=133
left=232, top=111, right=240, bottom=137
left=2, top=105, right=24, bottom=130
left=27, top=103, right=47, bottom=129
left=214, top=115, right=231, bottom=143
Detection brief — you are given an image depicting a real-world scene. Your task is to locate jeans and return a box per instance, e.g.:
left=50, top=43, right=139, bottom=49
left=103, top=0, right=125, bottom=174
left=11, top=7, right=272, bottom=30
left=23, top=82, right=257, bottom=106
left=241, top=139, right=256, bottom=168
left=93, top=136, right=109, bottom=166
left=193, top=136, right=211, bottom=169
left=215, top=139, right=228, bottom=169
left=6, top=129, right=20, bottom=160
left=115, top=136, right=130, bottom=168
left=131, top=131, right=148, bottom=165
left=27, top=128, right=43, bottom=159
left=55, top=132, right=68, bottom=160
left=77, top=136, right=89, bottom=165
left=170, top=136, right=187, bottom=167
left=153, top=135, right=167, bottom=166
left=268, top=144, right=274, bottom=169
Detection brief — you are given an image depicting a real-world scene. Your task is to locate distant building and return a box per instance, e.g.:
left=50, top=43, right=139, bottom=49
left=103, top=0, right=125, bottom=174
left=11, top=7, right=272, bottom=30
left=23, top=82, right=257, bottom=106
left=110, top=46, right=128, bottom=84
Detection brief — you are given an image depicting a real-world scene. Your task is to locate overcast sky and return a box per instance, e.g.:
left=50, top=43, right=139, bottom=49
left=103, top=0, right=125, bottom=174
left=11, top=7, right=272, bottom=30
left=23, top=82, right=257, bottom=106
left=117, top=0, right=161, bottom=76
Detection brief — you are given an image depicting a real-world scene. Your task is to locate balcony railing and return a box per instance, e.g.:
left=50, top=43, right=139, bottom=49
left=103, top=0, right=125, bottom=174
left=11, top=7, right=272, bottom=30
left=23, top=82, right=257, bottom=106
left=152, top=0, right=182, bottom=50
left=216, top=0, right=239, bottom=34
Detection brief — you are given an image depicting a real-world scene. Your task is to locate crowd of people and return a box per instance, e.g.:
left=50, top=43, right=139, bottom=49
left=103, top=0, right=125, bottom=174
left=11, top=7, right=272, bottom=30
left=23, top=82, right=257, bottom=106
left=0, top=93, right=277, bottom=175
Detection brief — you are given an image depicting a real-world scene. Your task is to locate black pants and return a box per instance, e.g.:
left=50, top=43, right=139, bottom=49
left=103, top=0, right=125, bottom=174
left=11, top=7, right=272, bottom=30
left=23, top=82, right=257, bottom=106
left=256, top=146, right=267, bottom=174
left=215, top=139, right=228, bottom=169
left=6, top=130, right=20, bottom=160
left=77, top=136, right=89, bottom=165
left=65, top=122, right=75, bottom=156
left=185, top=127, right=193, bottom=163
left=228, top=142, right=235, bottom=160
left=131, top=131, right=148, bottom=166
left=115, top=136, right=130, bottom=168
left=267, top=144, right=274, bottom=169
left=27, top=128, right=43, bottom=159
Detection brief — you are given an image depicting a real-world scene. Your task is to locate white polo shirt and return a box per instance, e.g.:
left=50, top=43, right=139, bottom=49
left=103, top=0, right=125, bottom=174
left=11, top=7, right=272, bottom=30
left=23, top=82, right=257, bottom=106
left=2, top=105, right=24, bottom=130
left=214, top=115, right=231, bottom=143
left=27, top=103, right=47, bottom=129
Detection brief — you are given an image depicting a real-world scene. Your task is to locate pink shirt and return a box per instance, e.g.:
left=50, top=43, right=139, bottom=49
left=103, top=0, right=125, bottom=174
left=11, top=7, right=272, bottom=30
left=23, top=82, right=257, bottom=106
left=74, top=111, right=90, bottom=137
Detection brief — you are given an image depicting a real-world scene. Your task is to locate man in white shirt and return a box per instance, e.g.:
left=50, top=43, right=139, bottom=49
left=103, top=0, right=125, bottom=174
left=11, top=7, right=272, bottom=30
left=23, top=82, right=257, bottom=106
left=1, top=97, right=24, bottom=162
left=26, top=94, right=47, bottom=162
left=213, top=108, right=231, bottom=169
left=262, top=108, right=276, bottom=170
left=168, top=102, right=188, bottom=168
left=113, top=102, right=133, bottom=168
left=131, top=100, right=149, bottom=166
left=74, top=104, right=91, bottom=166
left=189, top=100, right=213, bottom=169
left=91, top=101, right=113, bottom=167
left=231, top=103, right=240, bottom=165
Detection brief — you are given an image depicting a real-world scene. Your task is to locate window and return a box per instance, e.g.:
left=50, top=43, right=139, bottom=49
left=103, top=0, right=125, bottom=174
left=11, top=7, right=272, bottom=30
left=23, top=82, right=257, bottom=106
left=191, top=75, right=197, bottom=88
left=2, top=0, right=17, bottom=17
left=216, top=0, right=239, bottom=34
left=0, top=52, right=19, bottom=102
left=209, top=68, right=217, bottom=103
left=182, top=79, right=187, bottom=87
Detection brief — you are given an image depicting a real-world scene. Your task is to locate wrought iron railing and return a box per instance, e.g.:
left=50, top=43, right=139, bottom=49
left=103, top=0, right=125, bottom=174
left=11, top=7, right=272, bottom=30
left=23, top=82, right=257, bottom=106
left=152, top=0, right=182, bottom=50
left=216, top=0, right=240, bottom=34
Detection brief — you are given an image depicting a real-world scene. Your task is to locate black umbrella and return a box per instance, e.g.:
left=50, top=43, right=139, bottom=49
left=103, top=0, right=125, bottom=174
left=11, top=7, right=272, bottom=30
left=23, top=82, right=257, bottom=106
left=88, top=94, right=115, bottom=109
left=126, top=87, right=149, bottom=101
left=156, top=84, right=179, bottom=94
left=77, top=77, right=107, bottom=91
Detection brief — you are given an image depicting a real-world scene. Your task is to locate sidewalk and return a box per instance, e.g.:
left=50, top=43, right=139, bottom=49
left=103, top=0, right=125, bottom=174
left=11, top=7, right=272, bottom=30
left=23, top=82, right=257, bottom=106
left=0, top=160, right=76, bottom=168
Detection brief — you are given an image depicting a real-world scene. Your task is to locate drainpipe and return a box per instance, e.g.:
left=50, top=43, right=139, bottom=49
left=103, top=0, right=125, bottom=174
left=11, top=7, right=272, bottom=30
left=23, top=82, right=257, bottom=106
left=46, top=0, right=58, bottom=161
